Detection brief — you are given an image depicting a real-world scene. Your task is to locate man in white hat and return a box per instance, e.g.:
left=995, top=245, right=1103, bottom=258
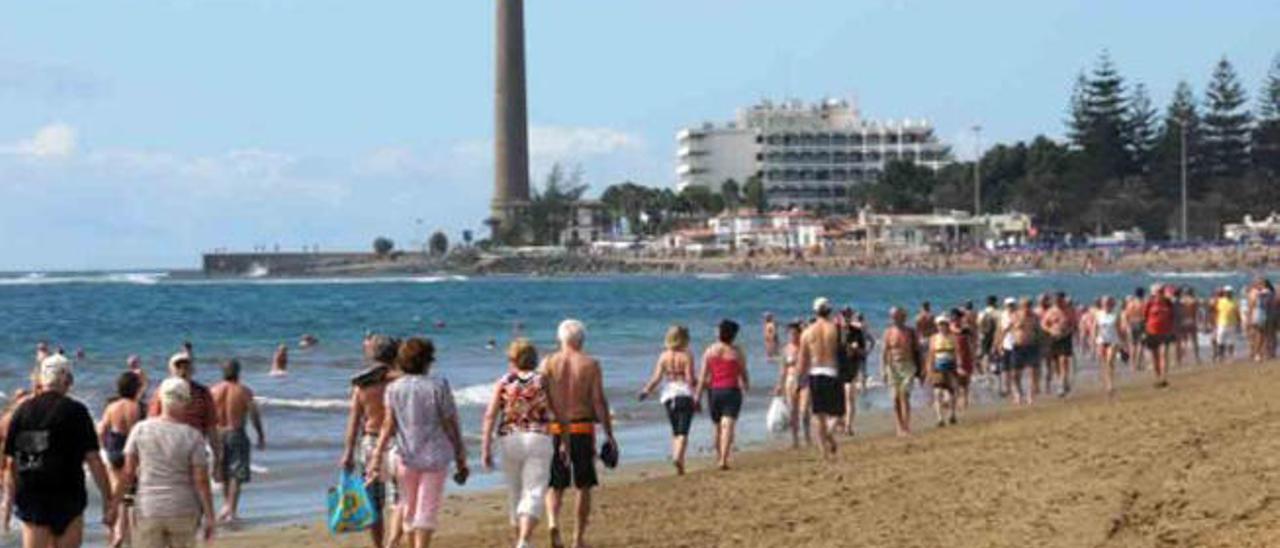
left=118, top=377, right=216, bottom=547
left=4, top=355, right=115, bottom=547
left=798, top=297, right=842, bottom=460
left=148, top=353, right=221, bottom=481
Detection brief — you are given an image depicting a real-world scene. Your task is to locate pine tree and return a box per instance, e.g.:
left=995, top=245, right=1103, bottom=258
left=1152, top=81, right=1203, bottom=200
left=1125, top=82, right=1160, bottom=174
left=1067, top=73, right=1091, bottom=148
left=1202, top=56, right=1252, bottom=178
left=1260, top=53, right=1280, bottom=122
left=1066, top=51, right=1130, bottom=180
left=1255, top=53, right=1280, bottom=175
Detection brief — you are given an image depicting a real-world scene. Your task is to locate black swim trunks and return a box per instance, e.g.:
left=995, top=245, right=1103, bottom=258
left=1049, top=336, right=1073, bottom=359
left=1011, top=345, right=1039, bottom=370
left=664, top=396, right=694, bottom=437
left=707, top=388, right=743, bottom=423
left=809, top=375, right=846, bottom=416
left=550, top=433, right=598, bottom=490
left=221, top=428, right=252, bottom=483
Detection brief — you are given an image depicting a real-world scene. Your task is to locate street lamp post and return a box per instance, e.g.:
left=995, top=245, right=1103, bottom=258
left=972, top=125, right=982, bottom=216
left=1179, top=121, right=1188, bottom=241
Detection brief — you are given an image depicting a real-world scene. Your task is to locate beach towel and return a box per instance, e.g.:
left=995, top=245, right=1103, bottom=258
left=766, top=396, right=790, bottom=434
left=327, top=469, right=376, bottom=534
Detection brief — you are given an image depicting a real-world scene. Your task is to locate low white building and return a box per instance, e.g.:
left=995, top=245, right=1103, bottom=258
left=1224, top=213, right=1280, bottom=242
left=559, top=200, right=612, bottom=247
left=655, top=208, right=1031, bottom=255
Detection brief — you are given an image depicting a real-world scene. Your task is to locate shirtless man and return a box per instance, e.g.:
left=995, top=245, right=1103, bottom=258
left=763, top=313, right=779, bottom=363
left=1121, top=288, right=1147, bottom=372
left=1041, top=292, right=1075, bottom=397
left=798, top=298, right=843, bottom=460
left=210, top=359, right=265, bottom=523
left=270, top=344, right=288, bottom=376
left=880, top=308, right=918, bottom=436
left=915, top=302, right=937, bottom=351
left=541, top=319, right=617, bottom=548
left=339, top=334, right=401, bottom=548
left=995, top=298, right=1041, bottom=405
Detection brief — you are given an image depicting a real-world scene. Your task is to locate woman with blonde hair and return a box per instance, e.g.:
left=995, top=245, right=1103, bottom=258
left=639, top=325, right=697, bottom=475
left=481, top=339, right=568, bottom=548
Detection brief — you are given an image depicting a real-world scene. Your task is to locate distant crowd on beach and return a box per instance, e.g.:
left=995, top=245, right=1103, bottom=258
left=3, top=275, right=1279, bottom=548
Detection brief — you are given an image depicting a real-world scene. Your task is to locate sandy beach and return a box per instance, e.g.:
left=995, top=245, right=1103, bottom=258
left=228, top=359, right=1280, bottom=547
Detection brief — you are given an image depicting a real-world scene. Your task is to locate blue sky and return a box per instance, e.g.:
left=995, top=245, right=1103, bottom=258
left=1, top=0, right=1277, bottom=270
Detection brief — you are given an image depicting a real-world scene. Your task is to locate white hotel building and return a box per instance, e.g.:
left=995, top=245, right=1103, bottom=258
left=677, top=99, right=949, bottom=210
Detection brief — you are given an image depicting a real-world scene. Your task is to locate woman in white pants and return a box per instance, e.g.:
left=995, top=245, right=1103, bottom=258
left=481, top=339, right=569, bottom=548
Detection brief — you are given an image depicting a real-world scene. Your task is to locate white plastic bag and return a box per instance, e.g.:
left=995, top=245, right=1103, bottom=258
left=765, top=396, right=790, bottom=434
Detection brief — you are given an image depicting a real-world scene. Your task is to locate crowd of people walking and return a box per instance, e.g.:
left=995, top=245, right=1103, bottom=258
left=2, top=276, right=1278, bottom=548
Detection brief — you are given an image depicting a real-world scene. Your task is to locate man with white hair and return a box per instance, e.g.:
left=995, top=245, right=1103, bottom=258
left=541, top=319, right=616, bottom=548
left=4, top=355, right=115, bottom=548
left=118, top=375, right=216, bottom=547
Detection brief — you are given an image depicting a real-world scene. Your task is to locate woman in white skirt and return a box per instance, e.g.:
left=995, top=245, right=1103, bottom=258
left=481, top=339, right=569, bottom=548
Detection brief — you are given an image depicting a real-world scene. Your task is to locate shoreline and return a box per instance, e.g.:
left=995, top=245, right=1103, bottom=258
left=229, top=357, right=1280, bottom=547
left=190, top=243, right=1280, bottom=279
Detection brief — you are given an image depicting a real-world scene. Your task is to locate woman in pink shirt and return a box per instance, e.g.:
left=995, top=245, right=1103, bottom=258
left=695, top=320, right=749, bottom=470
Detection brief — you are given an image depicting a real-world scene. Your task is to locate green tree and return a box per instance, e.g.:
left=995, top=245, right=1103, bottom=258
left=720, top=179, right=741, bottom=211
left=861, top=160, right=935, bottom=212
left=600, top=181, right=651, bottom=235
left=1125, top=83, right=1160, bottom=174
left=372, top=237, right=394, bottom=257
left=743, top=175, right=767, bottom=213
left=526, top=163, right=589, bottom=245
left=429, top=231, right=449, bottom=256
left=1261, top=53, right=1280, bottom=122
left=1202, top=56, right=1253, bottom=178
left=1152, top=81, right=1204, bottom=201
left=461, top=229, right=474, bottom=247
left=1068, top=52, right=1131, bottom=182
left=1254, top=54, right=1280, bottom=176
left=678, top=185, right=725, bottom=216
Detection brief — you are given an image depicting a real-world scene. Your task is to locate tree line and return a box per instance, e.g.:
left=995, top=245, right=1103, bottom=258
left=861, top=51, right=1280, bottom=240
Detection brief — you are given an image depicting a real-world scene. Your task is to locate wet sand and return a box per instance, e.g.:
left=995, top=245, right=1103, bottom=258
left=230, top=360, right=1280, bottom=547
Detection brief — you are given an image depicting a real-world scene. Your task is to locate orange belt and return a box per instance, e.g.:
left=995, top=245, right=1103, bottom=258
left=550, top=422, right=595, bottom=435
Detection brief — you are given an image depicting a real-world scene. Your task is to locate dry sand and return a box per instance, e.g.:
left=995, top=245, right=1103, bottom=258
left=230, top=361, right=1280, bottom=547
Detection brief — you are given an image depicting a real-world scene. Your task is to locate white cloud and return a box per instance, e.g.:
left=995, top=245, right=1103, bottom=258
left=354, top=146, right=438, bottom=179
left=528, top=126, right=643, bottom=161
left=2, top=123, right=78, bottom=159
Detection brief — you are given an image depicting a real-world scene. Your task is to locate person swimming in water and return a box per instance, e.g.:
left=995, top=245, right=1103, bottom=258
left=271, top=344, right=288, bottom=376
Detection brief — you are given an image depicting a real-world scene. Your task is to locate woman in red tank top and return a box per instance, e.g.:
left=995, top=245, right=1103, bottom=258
left=695, top=319, right=749, bottom=470
left=1143, top=284, right=1175, bottom=388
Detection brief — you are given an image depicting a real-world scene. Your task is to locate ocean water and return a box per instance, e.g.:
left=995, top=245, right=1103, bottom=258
left=0, top=269, right=1258, bottom=543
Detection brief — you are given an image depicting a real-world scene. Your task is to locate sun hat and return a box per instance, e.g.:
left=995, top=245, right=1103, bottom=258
left=813, top=297, right=831, bottom=313
left=168, top=352, right=192, bottom=369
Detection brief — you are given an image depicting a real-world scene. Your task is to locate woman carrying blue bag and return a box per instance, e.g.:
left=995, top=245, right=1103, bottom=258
left=328, top=469, right=376, bottom=534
